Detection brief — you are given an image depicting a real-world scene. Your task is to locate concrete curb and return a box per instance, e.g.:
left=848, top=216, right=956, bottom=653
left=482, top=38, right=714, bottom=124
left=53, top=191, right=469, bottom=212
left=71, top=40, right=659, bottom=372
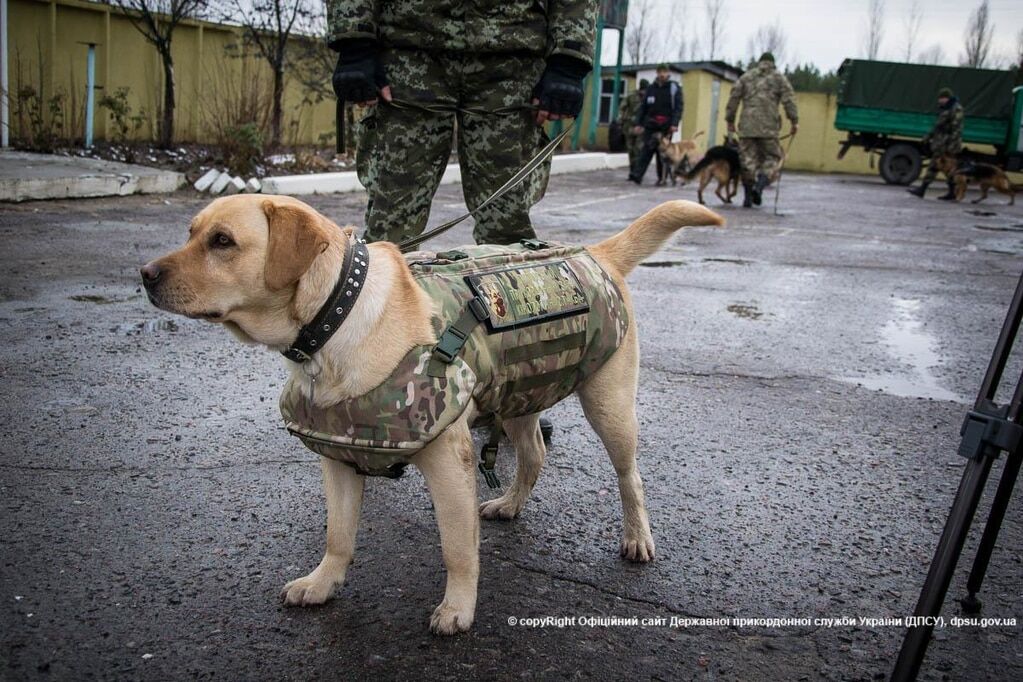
left=262, top=152, right=630, bottom=196
left=0, top=151, right=184, bottom=202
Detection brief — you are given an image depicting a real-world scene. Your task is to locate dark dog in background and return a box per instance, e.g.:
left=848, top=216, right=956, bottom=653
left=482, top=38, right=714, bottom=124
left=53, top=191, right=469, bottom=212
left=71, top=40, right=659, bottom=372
left=685, top=138, right=741, bottom=205
left=951, top=162, right=1018, bottom=205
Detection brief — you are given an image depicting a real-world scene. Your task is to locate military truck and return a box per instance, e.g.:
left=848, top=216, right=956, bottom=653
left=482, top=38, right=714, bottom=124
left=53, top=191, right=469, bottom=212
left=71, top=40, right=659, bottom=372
left=835, top=59, right=1023, bottom=184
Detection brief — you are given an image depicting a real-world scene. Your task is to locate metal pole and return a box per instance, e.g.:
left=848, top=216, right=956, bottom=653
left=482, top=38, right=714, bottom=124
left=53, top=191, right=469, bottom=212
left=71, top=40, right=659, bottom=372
left=962, top=432, right=1023, bottom=612
left=85, top=43, right=96, bottom=148
left=609, top=28, right=624, bottom=124
left=1, top=0, right=9, bottom=147
left=585, top=16, right=604, bottom=147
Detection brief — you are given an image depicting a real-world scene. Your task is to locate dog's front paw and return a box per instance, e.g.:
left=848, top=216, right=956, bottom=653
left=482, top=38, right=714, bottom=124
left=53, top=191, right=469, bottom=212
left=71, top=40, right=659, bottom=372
left=479, top=495, right=524, bottom=521
left=280, top=572, right=339, bottom=607
left=429, top=599, right=475, bottom=635
left=620, top=534, right=656, bottom=563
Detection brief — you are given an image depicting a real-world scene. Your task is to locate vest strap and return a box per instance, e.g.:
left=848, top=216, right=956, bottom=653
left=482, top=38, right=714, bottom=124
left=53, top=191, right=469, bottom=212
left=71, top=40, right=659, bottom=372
left=478, top=415, right=502, bottom=489
left=504, top=330, right=588, bottom=364
left=428, top=296, right=490, bottom=377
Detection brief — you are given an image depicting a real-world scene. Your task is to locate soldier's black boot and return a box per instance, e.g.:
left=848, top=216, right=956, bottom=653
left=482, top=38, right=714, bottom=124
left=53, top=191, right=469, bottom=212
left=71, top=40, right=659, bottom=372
left=937, top=179, right=957, bottom=201
left=742, top=183, right=754, bottom=208
left=751, top=172, right=768, bottom=206
left=539, top=415, right=554, bottom=444
left=906, top=180, right=930, bottom=198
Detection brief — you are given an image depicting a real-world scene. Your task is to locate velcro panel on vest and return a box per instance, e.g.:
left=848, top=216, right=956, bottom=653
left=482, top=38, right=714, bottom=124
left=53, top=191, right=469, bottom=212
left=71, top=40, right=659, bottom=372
left=279, top=348, right=476, bottom=476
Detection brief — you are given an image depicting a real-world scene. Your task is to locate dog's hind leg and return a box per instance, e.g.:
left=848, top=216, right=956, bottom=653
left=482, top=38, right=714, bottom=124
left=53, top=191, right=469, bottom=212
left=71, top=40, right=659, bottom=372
left=479, top=413, right=545, bottom=520
left=281, top=458, right=365, bottom=606
left=415, top=417, right=479, bottom=634
left=577, top=328, right=655, bottom=562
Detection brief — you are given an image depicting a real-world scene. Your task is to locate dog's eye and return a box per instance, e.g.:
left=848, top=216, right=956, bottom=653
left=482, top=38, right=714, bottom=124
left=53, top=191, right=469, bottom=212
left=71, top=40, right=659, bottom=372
left=210, top=232, right=235, bottom=249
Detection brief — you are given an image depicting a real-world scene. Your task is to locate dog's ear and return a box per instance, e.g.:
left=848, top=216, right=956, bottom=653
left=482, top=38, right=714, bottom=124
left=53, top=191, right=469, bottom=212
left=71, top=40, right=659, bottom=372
left=262, top=200, right=332, bottom=291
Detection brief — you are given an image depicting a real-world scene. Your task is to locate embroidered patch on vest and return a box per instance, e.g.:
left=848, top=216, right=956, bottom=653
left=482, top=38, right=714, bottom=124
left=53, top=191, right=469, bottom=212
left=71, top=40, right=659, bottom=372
left=466, top=261, right=589, bottom=332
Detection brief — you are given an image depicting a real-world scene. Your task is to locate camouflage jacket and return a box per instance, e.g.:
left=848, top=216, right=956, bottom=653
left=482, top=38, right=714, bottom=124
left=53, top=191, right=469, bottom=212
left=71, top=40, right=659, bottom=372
left=280, top=242, right=629, bottom=477
left=619, top=90, right=642, bottom=128
left=327, top=0, right=598, bottom=66
left=923, top=98, right=964, bottom=157
left=724, top=60, right=798, bottom=138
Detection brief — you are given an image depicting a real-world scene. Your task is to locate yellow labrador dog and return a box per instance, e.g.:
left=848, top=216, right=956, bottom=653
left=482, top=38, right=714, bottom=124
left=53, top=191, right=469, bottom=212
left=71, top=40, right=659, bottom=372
left=141, top=195, right=723, bottom=634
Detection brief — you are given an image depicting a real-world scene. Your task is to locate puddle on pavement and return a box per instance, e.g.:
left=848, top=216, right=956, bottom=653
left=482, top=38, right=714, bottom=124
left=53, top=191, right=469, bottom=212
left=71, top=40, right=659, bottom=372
left=842, top=298, right=963, bottom=402
left=114, top=318, right=180, bottom=335
left=727, top=303, right=763, bottom=320
left=639, top=257, right=753, bottom=269
left=703, top=257, right=753, bottom=265
left=639, top=260, right=685, bottom=268
left=70, top=294, right=123, bottom=304
left=966, top=209, right=998, bottom=217
left=974, top=224, right=1023, bottom=233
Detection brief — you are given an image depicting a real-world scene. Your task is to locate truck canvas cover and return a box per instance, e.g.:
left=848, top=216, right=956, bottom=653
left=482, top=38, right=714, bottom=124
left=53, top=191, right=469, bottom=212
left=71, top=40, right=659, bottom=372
left=838, top=59, right=1015, bottom=120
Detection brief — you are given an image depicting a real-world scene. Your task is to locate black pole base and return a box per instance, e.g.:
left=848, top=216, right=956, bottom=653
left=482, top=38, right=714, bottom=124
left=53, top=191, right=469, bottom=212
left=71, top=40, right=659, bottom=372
left=960, top=593, right=982, bottom=614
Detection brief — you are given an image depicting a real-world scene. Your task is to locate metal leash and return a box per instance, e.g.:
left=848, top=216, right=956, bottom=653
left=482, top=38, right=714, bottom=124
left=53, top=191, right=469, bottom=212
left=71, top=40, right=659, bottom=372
left=773, top=131, right=798, bottom=216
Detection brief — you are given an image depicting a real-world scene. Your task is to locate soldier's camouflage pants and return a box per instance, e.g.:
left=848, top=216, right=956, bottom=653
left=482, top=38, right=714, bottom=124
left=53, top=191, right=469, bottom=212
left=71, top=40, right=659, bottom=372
left=624, top=131, right=642, bottom=170
left=355, top=49, right=549, bottom=246
left=738, top=137, right=782, bottom=185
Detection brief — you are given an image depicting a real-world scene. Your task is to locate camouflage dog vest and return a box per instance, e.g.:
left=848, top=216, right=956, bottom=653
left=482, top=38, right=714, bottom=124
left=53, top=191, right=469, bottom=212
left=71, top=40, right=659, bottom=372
left=279, top=241, right=629, bottom=478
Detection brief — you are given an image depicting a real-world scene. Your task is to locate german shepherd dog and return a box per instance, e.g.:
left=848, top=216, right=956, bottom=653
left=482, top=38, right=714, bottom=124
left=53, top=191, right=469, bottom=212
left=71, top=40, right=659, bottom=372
left=657, top=131, right=704, bottom=186
left=685, top=138, right=741, bottom=205
left=951, top=162, right=1018, bottom=205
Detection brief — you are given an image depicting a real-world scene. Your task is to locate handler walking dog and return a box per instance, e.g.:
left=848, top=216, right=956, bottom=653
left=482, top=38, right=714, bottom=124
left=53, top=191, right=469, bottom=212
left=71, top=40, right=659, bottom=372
left=140, top=196, right=723, bottom=634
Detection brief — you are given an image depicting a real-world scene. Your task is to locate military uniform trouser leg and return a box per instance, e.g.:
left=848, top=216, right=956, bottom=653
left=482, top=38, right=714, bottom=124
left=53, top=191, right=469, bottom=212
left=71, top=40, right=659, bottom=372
left=631, top=126, right=667, bottom=181
left=738, top=137, right=783, bottom=185
left=625, top=132, right=640, bottom=170
left=356, top=49, right=548, bottom=246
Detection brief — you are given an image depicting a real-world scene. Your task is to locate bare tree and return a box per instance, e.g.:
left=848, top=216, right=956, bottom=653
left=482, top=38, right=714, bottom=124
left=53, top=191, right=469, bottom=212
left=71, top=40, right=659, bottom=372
left=625, top=0, right=655, bottom=64
left=665, top=0, right=689, bottom=62
left=917, top=43, right=947, bottom=66
left=223, top=0, right=322, bottom=148
left=705, top=0, right=727, bottom=60
left=1016, top=28, right=1023, bottom=69
left=746, top=20, right=787, bottom=66
left=863, top=0, right=885, bottom=60
left=903, top=0, right=923, bottom=62
left=113, top=0, right=208, bottom=147
left=961, top=0, right=993, bottom=68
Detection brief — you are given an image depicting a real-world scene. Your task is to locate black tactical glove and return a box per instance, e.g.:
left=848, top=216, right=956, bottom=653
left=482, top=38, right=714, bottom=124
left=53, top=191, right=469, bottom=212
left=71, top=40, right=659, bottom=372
left=332, top=39, right=387, bottom=103
left=533, top=55, right=590, bottom=117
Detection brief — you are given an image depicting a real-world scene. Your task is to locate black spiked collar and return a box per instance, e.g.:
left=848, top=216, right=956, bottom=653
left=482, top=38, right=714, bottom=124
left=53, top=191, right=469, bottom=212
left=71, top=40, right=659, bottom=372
left=281, top=237, right=370, bottom=364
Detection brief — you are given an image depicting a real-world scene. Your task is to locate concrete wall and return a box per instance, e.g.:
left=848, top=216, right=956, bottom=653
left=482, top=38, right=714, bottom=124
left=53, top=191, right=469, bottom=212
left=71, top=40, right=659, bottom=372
left=8, top=0, right=334, bottom=144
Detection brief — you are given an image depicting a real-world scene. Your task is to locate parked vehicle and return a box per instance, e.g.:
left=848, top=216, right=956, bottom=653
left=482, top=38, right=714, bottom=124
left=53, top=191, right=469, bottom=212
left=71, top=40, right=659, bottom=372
left=835, top=59, right=1023, bottom=184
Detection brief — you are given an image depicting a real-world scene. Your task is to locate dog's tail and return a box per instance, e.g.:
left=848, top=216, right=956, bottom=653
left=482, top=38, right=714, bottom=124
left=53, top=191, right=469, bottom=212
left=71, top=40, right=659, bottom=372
left=590, top=201, right=724, bottom=277
left=691, top=130, right=705, bottom=140
left=684, top=155, right=713, bottom=180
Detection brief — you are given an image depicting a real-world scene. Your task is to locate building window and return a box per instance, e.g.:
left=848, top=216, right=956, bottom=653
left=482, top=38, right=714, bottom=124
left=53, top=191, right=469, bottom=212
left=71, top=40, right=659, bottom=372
left=599, top=78, right=624, bottom=124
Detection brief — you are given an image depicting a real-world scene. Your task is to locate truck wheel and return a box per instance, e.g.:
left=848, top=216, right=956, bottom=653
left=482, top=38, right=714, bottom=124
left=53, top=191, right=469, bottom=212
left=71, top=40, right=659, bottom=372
left=880, top=144, right=922, bottom=185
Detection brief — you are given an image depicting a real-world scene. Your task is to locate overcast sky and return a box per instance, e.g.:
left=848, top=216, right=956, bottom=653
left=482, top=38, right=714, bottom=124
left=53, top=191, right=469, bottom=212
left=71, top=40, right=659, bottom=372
left=600, top=0, right=1022, bottom=71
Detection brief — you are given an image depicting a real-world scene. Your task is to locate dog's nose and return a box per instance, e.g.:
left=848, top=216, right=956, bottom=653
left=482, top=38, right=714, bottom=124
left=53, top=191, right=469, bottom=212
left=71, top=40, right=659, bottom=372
left=140, top=262, right=162, bottom=286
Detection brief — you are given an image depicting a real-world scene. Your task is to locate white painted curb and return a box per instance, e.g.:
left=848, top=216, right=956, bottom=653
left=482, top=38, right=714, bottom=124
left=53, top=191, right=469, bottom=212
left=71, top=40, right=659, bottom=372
left=193, top=168, right=220, bottom=192
left=223, top=176, right=246, bottom=195
left=262, top=153, right=630, bottom=196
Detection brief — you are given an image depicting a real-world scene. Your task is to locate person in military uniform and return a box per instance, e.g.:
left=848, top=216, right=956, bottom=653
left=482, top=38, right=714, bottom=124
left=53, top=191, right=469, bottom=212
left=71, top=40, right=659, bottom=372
left=619, top=78, right=649, bottom=172
left=724, top=52, right=798, bottom=208
left=628, top=64, right=683, bottom=184
left=907, top=87, right=964, bottom=200
left=329, top=0, right=597, bottom=246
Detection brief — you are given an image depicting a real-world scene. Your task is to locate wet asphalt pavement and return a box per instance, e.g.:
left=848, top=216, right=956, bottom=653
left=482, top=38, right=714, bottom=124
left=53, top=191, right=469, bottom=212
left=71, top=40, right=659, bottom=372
left=1, top=171, right=1022, bottom=681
